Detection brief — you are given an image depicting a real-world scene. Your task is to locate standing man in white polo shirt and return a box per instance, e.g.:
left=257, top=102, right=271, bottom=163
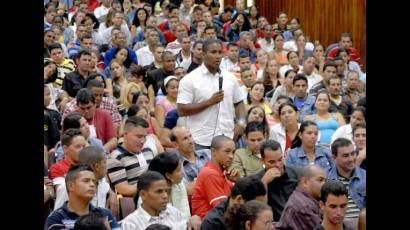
left=177, top=39, right=247, bottom=149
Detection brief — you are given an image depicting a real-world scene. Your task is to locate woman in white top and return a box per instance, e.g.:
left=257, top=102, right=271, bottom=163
left=269, top=101, right=301, bottom=158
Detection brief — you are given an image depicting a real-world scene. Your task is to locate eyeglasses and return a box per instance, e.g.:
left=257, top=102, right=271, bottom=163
left=256, top=219, right=274, bottom=229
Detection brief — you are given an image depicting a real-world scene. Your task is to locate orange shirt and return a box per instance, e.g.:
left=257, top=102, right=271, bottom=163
left=191, top=161, right=233, bottom=219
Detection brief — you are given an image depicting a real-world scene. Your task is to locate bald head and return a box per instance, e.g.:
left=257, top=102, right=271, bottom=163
left=299, top=165, right=327, bottom=200
left=171, top=126, right=195, bottom=155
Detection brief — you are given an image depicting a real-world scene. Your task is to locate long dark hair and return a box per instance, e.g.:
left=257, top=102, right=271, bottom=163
left=132, top=7, right=149, bottom=28
left=246, top=105, right=269, bottom=137
left=230, top=12, right=251, bottom=32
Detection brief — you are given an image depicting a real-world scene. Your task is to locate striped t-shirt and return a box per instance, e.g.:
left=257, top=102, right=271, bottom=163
left=107, top=145, right=155, bottom=187
left=338, top=176, right=360, bottom=219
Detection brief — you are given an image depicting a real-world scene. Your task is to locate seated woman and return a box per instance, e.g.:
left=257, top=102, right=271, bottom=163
left=286, top=121, right=333, bottom=172
left=245, top=81, right=275, bottom=127
left=313, top=44, right=325, bottom=75
left=269, top=101, right=301, bottom=158
left=270, top=69, right=296, bottom=105
left=107, top=59, right=129, bottom=100
left=295, top=34, right=314, bottom=65
left=331, top=106, right=366, bottom=144
left=226, top=12, right=251, bottom=43
left=118, top=104, right=164, bottom=155
left=262, top=59, right=282, bottom=101
left=155, top=76, right=178, bottom=127
left=147, top=152, right=191, bottom=219
left=353, top=122, right=366, bottom=170
left=304, top=90, right=346, bottom=146
left=269, top=95, right=290, bottom=127
left=255, top=49, right=268, bottom=80
left=119, top=82, right=142, bottom=116
left=269, top=33, right=289, bottom=66
left=132, top=92, right=161, bottom=137
left=236, top=105, right=270, bottom=149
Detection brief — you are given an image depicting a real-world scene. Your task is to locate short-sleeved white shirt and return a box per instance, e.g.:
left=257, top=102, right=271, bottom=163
left=177, top=64, right=243, bottom=146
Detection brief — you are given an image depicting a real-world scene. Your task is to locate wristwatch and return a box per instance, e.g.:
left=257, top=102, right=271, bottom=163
left=237, top=118, right=246, bottom=128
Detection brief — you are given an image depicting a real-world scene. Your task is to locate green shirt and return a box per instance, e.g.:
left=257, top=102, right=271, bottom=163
left=229, top=148, right=263, bottom=177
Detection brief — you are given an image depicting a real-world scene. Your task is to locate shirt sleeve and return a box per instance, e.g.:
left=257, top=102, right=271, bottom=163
left=231, top=74, right=244, bottom=104
left=287, top=207, right=322, bottom=230
left=204, top=174, right=229, bottom=207
left=104, top=111, right=118, bottom=141
left=229, top=150, right=245, bottom=177
left=176, top=76, right=194, bottom=104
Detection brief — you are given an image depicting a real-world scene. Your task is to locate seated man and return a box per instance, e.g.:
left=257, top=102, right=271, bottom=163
left=276, top=165, right=326, bottom=230
left=46, top=164, right=120, bottom=230
left=191, top=135, right=240, bottom=219
left=201, top=176, right=267, bottom=230
left=121, top=171, right=191, bottom=230
left=253, top=140, right=298, bottom=222
left=74, top=88, right=118, bottom=152
left=313, top=180, right=351, bottom=230
left=54, top=146, right=111, bottom=211
left=170, top=127, right=211, bottom=195
left=107, top=116, right=155, bottom=197
left=49, top=129, right=87, bottom=185
left=62, top=79, right=122, bottom=130
left=328, top=138, right=366, bottom=221
left=229, top=121, right=265, bottom=177
left=62, top=49, right=92, bottom=98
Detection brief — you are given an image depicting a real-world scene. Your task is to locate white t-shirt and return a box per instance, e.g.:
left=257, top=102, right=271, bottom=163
left=284, top=40, right=314, bottom=52
left=94, top=5, right=110, bottom=20
left=136, top=46, right=154, bottom=67
left=177, top=64, right=243, bottom=146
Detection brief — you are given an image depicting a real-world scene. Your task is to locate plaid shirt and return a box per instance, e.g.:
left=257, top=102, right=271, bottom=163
left=62, top=97, right=122, bottom=124
left=179, top=149, right=211, bottom=183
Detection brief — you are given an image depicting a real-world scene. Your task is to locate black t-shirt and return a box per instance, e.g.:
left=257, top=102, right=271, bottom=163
left=253, top=166, right=298, bottom=222
left=187, top=61, right=201, bottom=74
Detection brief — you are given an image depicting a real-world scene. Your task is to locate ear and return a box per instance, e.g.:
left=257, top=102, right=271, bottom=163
left=140, top=190, right=147, bottom=201
left=332, top=154, right=337, bottom=160
left=245, top=220, right=252, bottom=230
left=165, top=172, right=173, bottom=183
left=319, top=200, right=324, bottom=210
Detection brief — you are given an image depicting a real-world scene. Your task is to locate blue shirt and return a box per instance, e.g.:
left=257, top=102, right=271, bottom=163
left=46, top=202, right=120, bottom=230
left=285, top=145, right=334, bottom=172
left=103, top=47, right=138, bottom=68
left=327, top=166, right=366, bottom=209
left=178, top=149, right=211, bottom=182
left=290, top=95, right=316, bottom=121
left=135, top=29, right=167, bottom=47
left=239, top=48, right=256, bottom=64
left=67, top=39, right=81, bottom=59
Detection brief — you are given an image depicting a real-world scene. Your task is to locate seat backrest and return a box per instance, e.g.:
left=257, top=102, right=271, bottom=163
left=119, top=197, right=136, bottom=220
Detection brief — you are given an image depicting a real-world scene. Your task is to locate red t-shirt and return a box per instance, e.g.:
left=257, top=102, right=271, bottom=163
left=49, top=159, right=75, bottom=180
left=285, top=133, right=292, bottom=152
left=191, top=161, right=233, bottom=219
left=83, top=108, right=117, bottom=144
left=87, top=0, right=100, bottom=12
left=164, top=30, right=177, bottom=43
left=327, top=47, right=361, bottom=65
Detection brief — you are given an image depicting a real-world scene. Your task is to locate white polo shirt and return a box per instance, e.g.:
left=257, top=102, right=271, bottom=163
left=304, top=71, right=323, bottom=91
left=177, top=64, right=243, bottom=146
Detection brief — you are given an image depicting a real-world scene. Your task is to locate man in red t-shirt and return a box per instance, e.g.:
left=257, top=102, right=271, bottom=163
left=327, top=32, right=361, bottom=65
left=49, top=129, right=87, bottom=187
left=191, top=135, right=241, bottom=219
left=75, top=88, right=118, bottom=152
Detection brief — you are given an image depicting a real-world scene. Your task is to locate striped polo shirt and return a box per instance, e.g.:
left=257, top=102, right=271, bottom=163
left=107, top=145, right=155, bottom=187
left=338, top=176, right=360, bottom=219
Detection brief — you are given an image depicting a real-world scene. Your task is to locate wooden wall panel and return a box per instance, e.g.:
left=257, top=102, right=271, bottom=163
left=256, top=0, right=366, bottom=69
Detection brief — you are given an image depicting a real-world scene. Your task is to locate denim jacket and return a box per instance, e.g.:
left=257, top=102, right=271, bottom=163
left=290, top=95, right=316, bottom=121
left=285, top=145, right=334, bottom=172
left=327, top=166, right=366, bottom=209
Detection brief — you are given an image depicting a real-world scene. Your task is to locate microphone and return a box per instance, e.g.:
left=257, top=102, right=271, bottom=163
left=218, top=69, right=223, bottom=90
